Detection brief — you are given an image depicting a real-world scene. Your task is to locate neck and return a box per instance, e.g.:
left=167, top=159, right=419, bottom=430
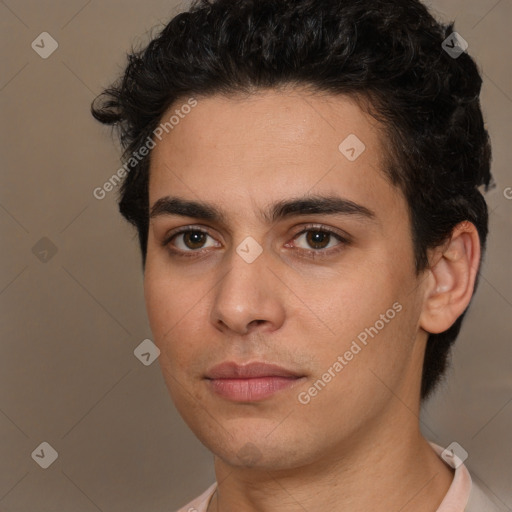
left=207, top=408, right=454, bottom=512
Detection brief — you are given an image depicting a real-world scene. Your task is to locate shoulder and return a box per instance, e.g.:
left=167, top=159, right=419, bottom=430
left=427, top=441, right=509, bottom=512
left=174, top=482, right=217, bottom=512
left=466, top=474, right=510, bottom=512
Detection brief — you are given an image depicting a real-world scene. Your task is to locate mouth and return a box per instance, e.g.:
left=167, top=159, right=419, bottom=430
left=204, top=361, right=306, bottom=402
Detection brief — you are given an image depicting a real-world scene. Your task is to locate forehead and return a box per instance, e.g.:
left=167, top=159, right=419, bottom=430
left=148, top=88, right=403, bottom=224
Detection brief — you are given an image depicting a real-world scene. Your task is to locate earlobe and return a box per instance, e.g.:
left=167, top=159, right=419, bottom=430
left=419, top=222, right=481, bottom=335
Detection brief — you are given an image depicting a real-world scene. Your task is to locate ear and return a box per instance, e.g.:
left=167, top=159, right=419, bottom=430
left=419, top=221, right=481, bottom=334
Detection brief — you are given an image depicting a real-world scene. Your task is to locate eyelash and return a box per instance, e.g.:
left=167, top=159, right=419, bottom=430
left=162, top=224, right=351, bottom=260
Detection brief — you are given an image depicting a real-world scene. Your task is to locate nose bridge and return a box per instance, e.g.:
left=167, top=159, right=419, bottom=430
left=211, top=241, right=284, bottom=334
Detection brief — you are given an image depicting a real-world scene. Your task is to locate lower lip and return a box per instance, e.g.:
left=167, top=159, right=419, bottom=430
left=207, top=376, right=304, bottom=402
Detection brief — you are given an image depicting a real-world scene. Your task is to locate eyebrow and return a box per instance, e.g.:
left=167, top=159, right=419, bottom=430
left=149, top=194, right=376, bottom=226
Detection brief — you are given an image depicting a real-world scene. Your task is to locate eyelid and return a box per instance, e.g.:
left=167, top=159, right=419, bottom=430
left=162, top=225, right=220, bottom=252
left=289, top=223, right=352, bottom=244
left=163, top=224, right=216, bottom=243
left=285, top=223, right=351, bottom=259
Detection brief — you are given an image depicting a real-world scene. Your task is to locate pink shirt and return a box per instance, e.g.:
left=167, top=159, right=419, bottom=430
left=175, top=442, right=504, bottom=511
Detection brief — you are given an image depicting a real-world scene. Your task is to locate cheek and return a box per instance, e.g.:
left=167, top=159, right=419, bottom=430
left=298, top=302, right=419, bottom=431
left=144, top=272, right=170, bottom=339
left=144, top=267, right=211, bottom=370
left=310, top=254, right=418, bottom=372
left=144, top=268, right=188, bottom=347
left=322, top=266, right=399, bottom=338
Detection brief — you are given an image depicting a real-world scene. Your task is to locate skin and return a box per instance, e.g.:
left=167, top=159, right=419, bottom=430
left=143, top=87, right=480, bottom=512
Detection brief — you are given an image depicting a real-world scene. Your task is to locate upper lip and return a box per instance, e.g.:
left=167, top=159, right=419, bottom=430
left=205, top=361, right=304, bottom=379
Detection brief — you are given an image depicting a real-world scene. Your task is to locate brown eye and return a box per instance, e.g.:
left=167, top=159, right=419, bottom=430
left=182, top=231, right=208, bottom=249
left=305, top=230, right=331, bottom=249
left=167, top=229, right=220, bottom=253
left=286, top=225, right=351, bottom=260
left=293, top=229, right=342, bottom=251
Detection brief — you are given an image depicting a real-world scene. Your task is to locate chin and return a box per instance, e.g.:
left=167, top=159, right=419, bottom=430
left=197, top=427, right=313, bottom=470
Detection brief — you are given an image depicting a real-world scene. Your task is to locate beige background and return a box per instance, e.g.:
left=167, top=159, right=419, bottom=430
left=0, top=1, right=511, bottom=510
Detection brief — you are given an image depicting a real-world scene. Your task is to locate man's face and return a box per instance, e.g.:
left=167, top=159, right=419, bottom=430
left=144, top=88, right=428, bottom=470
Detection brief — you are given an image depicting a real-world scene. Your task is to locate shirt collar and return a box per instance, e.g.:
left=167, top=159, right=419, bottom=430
left=429, top=441, right=472, bottom=511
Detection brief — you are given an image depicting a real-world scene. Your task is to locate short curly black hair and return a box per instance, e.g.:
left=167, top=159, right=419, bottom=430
left=91, top=0, right=492, bottom=401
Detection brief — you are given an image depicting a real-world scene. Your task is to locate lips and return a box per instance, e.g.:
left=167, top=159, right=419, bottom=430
left=205, top=361, right=305, bottom=402
left=205, top=361, right=303, bottom=379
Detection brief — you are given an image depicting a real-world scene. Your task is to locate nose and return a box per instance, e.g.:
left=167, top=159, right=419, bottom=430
left=210, top=246, right=286, bottom=336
